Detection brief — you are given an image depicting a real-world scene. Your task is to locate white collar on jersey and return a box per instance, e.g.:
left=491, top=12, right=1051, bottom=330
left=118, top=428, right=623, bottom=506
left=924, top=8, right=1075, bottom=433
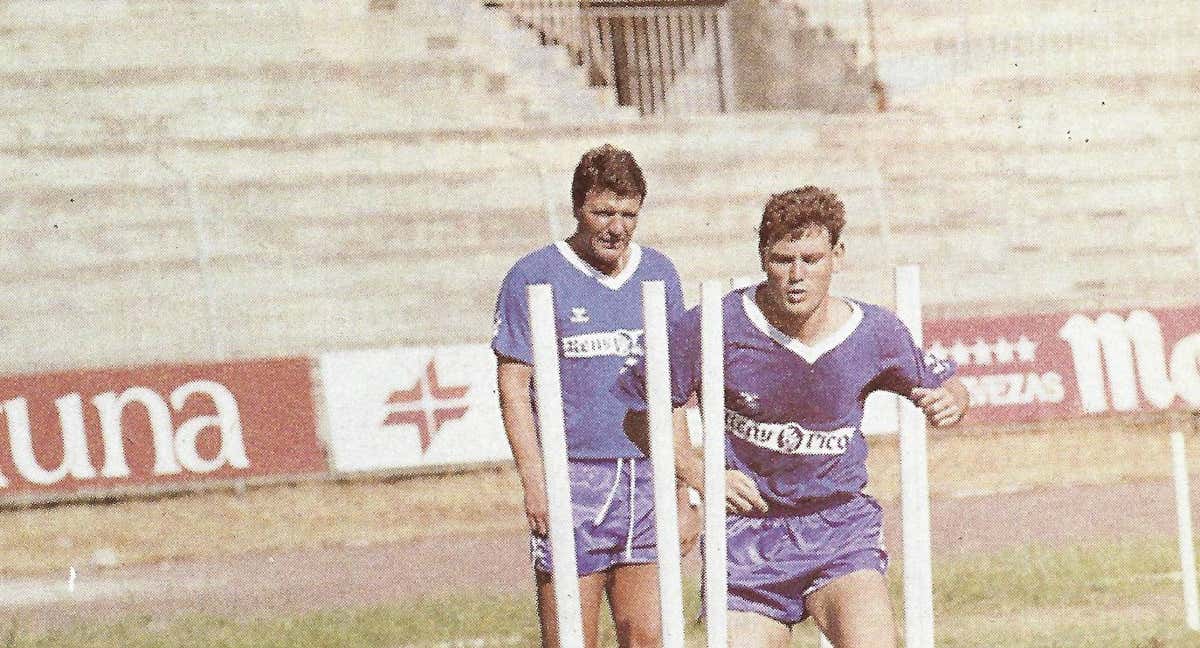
left=742, top=285, right=864, bottom=363
left=554, top=240, right=643, bottom=291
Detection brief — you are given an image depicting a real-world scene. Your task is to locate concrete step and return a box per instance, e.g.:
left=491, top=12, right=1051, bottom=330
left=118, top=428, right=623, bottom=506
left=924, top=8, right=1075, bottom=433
left=1, top=249, right=516, bottom=320
left=0, top=254, right=511, bottom=372
left=1, top=0, right=630, bottom=136
left=0, top=115, right=821, bottom=189
left=1, top=12, right=472, bottom=72
left=5, top=102, right=1186, bottom=166
left=4, top=141, right=1184, bottom=264
left=18, top=122, right=1183, bottom=211
left=2, top=82, right=529, bottom=147
left=0, top=0, right=365, bottom=26
left=4, top=230, right=1195, bottom=373
left=0, top=298, right=217, bottom=375
left=12, top=202, right=1107, bottom=315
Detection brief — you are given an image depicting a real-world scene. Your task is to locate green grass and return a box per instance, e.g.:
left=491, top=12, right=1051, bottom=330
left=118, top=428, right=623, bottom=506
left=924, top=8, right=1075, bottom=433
left=9, top=537, right=1200, bottom=647
left=916, top=538, right=1200, bottom=648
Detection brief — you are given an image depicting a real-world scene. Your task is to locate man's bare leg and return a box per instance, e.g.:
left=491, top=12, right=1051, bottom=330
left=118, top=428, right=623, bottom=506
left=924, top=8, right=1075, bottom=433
left=537, top=569, right=608, bottom=648
left=727, top=610, right=791, bottom=648
left=804, top=569, right=897, bottom=648
left=607, top=563, right=662, bottom=647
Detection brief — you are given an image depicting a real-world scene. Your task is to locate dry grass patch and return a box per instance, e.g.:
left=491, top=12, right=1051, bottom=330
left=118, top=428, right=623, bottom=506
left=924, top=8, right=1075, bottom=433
left=867, top=415, right=1191, bottom=501
left=5, top=470, right=525, bottom=576
left=6, top=415, right=1195, bottom=576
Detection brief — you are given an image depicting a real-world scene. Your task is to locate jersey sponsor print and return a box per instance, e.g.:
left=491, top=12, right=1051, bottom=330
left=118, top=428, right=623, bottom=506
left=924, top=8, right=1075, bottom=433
left=492, top=241, right=684, bottom=459
left=616, top=286, right=956, bottom=508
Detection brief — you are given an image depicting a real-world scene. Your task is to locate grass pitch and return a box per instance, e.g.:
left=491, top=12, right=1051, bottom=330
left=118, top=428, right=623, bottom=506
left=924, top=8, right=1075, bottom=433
left=7, top=537, right=1200, bottom=647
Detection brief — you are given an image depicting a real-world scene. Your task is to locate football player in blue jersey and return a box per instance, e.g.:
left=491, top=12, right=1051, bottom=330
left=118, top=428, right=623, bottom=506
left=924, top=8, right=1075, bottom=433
left=493, top=144, right=701, bottom=648
left=617, top=187, right=969, bottom=648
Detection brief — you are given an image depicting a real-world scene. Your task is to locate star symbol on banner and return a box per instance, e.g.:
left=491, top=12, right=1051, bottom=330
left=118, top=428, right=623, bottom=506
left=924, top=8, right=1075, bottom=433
left=1015, top=335, right=1038, bottom=362
left=992, top=337, right=1016, bottom=364
left=970, top=339, right=993, bottom=366
left=928, top=341, right=950, bottom=361
left=950, top=340, right=972, bottom=366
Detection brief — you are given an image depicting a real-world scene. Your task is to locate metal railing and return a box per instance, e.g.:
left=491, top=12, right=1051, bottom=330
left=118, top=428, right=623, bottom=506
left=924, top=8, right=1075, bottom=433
left=495, top=0, right=589, bottom=60
left=585, top=0, right=733, bottom=116
left=491, top=0, right=734, bottom=116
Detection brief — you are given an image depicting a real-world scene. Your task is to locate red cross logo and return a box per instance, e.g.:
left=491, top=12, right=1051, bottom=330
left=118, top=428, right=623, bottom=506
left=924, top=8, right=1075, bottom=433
left=383, top=360, right=470, bottom=453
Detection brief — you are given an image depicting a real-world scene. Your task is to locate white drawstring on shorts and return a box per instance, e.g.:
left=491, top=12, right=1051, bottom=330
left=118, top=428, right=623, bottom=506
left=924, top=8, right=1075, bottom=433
left=589, top=457, right=639, bottom=560
left=625, top=458, right=637, bottom=559
left=593, top=457, right=624, bottom=526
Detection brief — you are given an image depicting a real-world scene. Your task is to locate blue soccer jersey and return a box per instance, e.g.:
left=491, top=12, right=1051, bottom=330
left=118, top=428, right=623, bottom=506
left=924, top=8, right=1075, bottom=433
left=493, top=241, right=685, bottom=459
left=616, top=285, right=955, bottom=508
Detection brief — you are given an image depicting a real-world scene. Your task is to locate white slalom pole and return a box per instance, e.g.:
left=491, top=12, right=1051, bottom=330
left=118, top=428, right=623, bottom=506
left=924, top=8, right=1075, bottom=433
left=644, top=280, right=687, bottom=648
left=895, top=265, right=935, bottom=648
left=528, top=284, right=585, bottom=648
left=701, top=280, right=727, bottom=648
left=1171, top=417, right=1200, bottom=631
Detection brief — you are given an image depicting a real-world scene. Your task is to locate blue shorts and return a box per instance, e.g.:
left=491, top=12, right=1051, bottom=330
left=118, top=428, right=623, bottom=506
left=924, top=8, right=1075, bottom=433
left=723, top=493, right=888, bottom=625
left=530, top=457, right=658, bottom=576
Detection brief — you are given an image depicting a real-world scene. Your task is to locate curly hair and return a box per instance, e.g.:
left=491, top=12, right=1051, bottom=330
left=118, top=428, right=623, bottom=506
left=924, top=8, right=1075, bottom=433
left=757, top=186, right=846, bottom=252
left=571, top=144, right=647, bottom=212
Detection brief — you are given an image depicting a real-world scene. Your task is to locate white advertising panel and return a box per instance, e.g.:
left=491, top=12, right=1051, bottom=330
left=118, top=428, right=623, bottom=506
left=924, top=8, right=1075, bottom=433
left=319, top=345, right=510, bottom=473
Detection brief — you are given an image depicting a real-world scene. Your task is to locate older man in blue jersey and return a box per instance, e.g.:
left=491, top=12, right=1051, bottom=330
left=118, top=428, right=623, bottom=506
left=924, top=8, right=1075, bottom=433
left=493, top=144, right=701, bottom=648
left=617, top=187, right=969, bottom=648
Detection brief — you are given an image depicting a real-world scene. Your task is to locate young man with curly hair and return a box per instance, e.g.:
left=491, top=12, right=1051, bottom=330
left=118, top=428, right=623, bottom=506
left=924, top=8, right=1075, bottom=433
left=617, top=186, right=969, bottom=648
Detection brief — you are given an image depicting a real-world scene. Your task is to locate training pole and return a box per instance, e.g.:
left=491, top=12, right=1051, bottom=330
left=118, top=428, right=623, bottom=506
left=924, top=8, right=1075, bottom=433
left=528, top=284, right=585, bottom=648
left=643, top=281, right=687, bottom=648
left=700, top=280, right=728, bottom=648
left=895, top=265, right=936, bottom=648
left=1171, top=415, right=1200, bottom=631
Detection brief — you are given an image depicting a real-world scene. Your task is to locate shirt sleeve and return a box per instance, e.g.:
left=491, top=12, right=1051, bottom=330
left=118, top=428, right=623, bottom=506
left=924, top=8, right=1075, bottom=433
left=872, top=307, right=957, bottom=399
left=664, top=258, right=686, bottom=323
left=491, top=264, right=533, bottom=365
left=613, top=306, right=702, bottom=412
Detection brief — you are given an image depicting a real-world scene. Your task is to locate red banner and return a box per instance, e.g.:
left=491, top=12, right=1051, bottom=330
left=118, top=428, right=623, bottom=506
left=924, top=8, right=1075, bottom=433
left=0, top=358, right=326, bottom=496
left=926, top=304, right=1200, bottom=424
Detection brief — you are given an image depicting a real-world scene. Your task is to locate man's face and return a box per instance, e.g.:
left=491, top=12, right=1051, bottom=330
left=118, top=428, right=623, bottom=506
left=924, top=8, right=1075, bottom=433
left=572, top=189, right=642, bottom=272
left=759, top=226, right=843, bottom=322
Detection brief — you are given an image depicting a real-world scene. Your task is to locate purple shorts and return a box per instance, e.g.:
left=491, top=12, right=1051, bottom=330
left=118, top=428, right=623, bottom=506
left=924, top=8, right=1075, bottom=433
left=723, top=493, right=888, bottom=625
left=530, top=457, right=658, bottom=576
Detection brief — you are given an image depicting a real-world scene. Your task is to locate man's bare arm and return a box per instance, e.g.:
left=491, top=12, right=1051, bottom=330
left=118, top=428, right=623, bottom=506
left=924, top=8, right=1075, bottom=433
left=496, top=357, right=548, bottom=536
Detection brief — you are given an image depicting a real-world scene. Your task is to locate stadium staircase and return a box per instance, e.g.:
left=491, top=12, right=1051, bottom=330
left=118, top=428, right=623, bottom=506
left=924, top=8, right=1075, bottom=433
left=1, top=0, right=1197, bottom=373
